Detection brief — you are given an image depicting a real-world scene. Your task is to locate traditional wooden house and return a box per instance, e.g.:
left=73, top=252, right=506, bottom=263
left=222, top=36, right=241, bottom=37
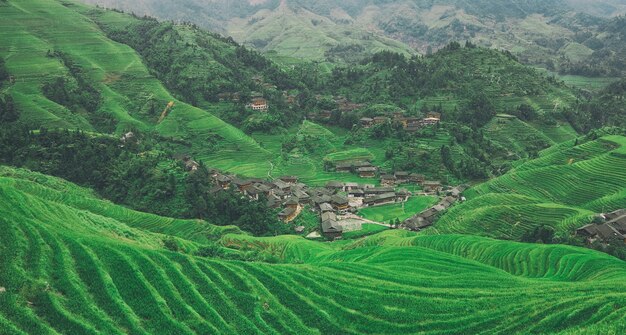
left=440, top=196, right=457, bottom=208
left=279, top=176, right=299, bottom=184
left=278, top=207, right=298, bottom=222
left=419, top=208, right=439, bottom=224
left=403, top=216, right=432, bottom=231
left=398, top=117, right=420, bottom=127
left=267, top=194, right=282, bottom=208
left=251, top=98, right=269, bottom=111
left=396, top=189, right=410, bottom=202
left=363, top=193, right=396, bottom=207
left=216, top=174, right=232, bottom=189
left=422, top=181, right=442, bottom=193
left=358, top=166, right=378, bottom=178
left=273, top=179, right=291, bottom=192
left=293, top=189, right=310, bottom=204
left=373, top=116, right=390, bottom=125
left=344, top=182, right=360, bottom=191
left=254, top=183, right=273, bottom=197
left=321, top=218, right=343, bottom=240
left=607, top=214, right=626, bottom=234
left=284, top=197, right=300, bottom=210
left=273, top=189, right=287, bottom=200
left=394, top=171, right=410, bottom=183
left=331, top=195, right=350, bottom=211
left=232, top=178, right=253, bottom=192
left=352, top=161, right=373, bottom=169
left=184, top=159, right=199, bottom=172
left=421, top=117, right=440, bottom=126
left=243, top=185, right=261, bottom=200
left=209, top=185, right=225, bottom=195
left=325, top=181, right=345, bottom=192
left=348, top=188, right=365, bottom=198
left=405, top=122, right=422, bottom=132
left=318, top=110, right=332, bottom=120
left=409, top=173, right=425, bottom=184
left=605, top=209, right=626, bottom=221
left=319, top=203, right=334, bottom=213
left=364, top=187, right=395, bottom=197
left=380, top=174, right=397, bottom=186
left=335, top=162, right=353, bottom=173
left=360, top=117, right=374, bottom=128
left=312, top=194, right=332, bottom=207
left=594, top=223, right=624, bottom=241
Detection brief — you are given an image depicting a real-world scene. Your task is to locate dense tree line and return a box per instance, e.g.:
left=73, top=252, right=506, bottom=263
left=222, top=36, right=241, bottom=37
left=321, top=43, right=562, bottom=115
left=0, top=125, right=285, bottom=236
left=90, top=13, right=301, bottom=121
left=0, top=95, right=18, bottom=123
left=185, top=166, right=289, bottom=236
left=565, top=79, right=626, bottom=132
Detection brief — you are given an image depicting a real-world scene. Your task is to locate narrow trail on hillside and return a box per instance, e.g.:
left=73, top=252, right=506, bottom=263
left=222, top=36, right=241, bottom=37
left=268, top=161, right=274, bottom=179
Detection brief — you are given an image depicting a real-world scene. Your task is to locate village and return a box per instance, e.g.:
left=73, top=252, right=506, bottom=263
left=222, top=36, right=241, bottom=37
left=576, top=209, right=626, bottom=244
left=217, top=79, right=442, bottom=134
left=180, top=153, right=468, bottom=240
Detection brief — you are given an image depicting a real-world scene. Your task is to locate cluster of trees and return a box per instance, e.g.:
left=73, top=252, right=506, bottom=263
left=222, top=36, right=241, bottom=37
left=94, top=13, right=301, bottom=126
left=0, top=125, right=286, bottom=236
left=41, top=51, right=104, bottom=127
left=185, top=167, right=289, bottom=236
left=321, top=44, right=557, bottom=113
left=0, top=125, right=184, bottom=216
left=565, top=79, right=626, bottom=133
left=0, top=95, right=18, bottom=123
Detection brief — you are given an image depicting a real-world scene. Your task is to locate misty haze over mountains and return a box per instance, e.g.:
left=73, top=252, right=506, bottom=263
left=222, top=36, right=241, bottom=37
left=80, top=0, right=626, bottom=74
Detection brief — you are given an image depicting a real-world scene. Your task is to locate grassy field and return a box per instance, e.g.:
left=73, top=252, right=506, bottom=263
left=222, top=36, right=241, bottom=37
left=358, top=196, right=438, bottom=223
left=433, top=135, right=626, bottom=239
left=1, top=166, right=625, bottom=334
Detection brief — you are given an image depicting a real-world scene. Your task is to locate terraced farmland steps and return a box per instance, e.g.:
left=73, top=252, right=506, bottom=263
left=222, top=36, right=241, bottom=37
left=434, top=135, right=626, bottom=240
left=1, top=166, right=626, bottom=334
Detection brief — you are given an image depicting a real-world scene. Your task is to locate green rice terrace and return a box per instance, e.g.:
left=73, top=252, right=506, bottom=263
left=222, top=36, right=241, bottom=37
left=0, top=0, right=271, bottom=175
left=2, top=0, right=626, bottom=334
left=433, top=135, right=626, bottom=240
left=1, top=166, right=626, bottom=334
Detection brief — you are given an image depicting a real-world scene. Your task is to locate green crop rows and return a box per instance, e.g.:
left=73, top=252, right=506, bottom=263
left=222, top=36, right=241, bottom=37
left=435, top=135, right=626, bottom=239
left=1, top=167, right=625, bottom=334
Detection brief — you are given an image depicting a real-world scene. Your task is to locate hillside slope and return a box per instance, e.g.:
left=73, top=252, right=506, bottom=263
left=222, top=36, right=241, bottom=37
left=78, top=0, right=626, bottom=76
left=1, top=166, right=626, bottom=334
left=0, top=0, right=272, bottom=175
left=433, top=135, right=626, bottom=239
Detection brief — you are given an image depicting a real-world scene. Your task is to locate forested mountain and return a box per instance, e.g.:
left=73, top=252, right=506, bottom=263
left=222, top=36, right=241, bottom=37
left=80, top=0, right=626, bottom=75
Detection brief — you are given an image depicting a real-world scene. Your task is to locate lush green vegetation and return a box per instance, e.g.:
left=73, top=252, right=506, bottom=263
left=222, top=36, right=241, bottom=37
left=565, top=79, right=626, bottom=132
left=0, top=0, right=274, bottom=175
left=434, top=134, right=626, bottom=242
left=358, top=196, right=438, bottom=223
left=1, top=169, right=625, bottom=334
left=0, top=125, right=286, bottom=236
left=342, top=224, right=389, bottom=239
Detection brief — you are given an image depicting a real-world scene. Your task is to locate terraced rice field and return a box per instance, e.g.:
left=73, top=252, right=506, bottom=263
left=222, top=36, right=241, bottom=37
left=252, top=122, right=389, bottom=185
left=0, top=0, right=271, bottom=176
left=435, top=136, right=626, bottom=239
left=358, top=196, right=438, bottom=223
left=1, top=168, right=626, bottom=334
